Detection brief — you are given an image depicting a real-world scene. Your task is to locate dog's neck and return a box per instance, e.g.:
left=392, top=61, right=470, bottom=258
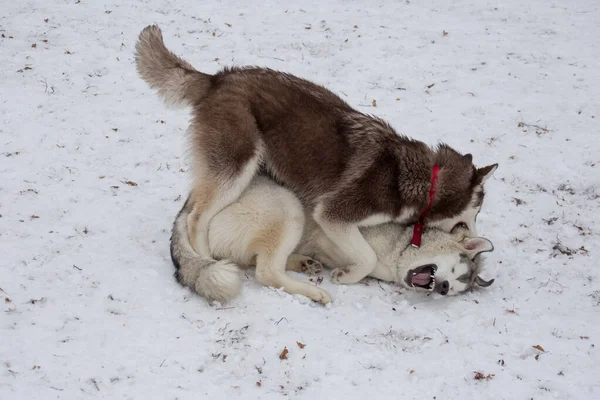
left=394, top=143, right=438, bottom=220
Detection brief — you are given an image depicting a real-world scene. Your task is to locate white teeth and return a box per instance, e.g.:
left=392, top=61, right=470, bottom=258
left=430, top=274, right=435, bottom=279
left=412, top=272, right=416, bottom=276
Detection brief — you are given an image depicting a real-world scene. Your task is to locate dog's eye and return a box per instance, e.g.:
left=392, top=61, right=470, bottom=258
left=452, top=222, right=469, bottom=232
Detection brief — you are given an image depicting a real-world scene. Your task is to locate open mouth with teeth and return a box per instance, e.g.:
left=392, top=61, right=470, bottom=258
left=406, top=264, right=437, bottom=291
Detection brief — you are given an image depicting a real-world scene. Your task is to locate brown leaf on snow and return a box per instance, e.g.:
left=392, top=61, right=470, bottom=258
left=297, top=341, right=306, bottom=349
left=474, top=371, right=495, bottom=381
left=532, top=345, right=545, bottom=352
left=124, top=180, right=138, bottom=186
left=443, top=30, right=449, bottom=36
left=256, top=380, right=262, bottom=387
left=506, top=308, right=517, bottom=314
left=427, top=83, right=435, bottom=89
left=5, top=298, right=11, bottom=303
left=409, top=369, right=414, bottom=374
left=372, top=99, right=377, bottom=107
left=30, top=215, right=40, bottom=219
left=44, top=18, right=49, bottom=23
left=31, top=43, right=37, bottom=48
left=279, top=347, right=289, bottom=360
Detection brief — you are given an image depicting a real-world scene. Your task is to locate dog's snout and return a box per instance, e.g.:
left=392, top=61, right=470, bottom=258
left=440, top=280, right=449, bottom=295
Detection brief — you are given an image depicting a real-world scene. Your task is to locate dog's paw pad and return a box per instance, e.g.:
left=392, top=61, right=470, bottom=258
left=295, top=257, right=323, bottom=275
left=287, top=254, right=325, bottom=276
left=331, top=267, right=351, bottom=283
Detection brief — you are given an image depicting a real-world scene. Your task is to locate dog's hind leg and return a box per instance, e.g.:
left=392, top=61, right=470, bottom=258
left=186, top=108, right=263, bottom=257
left=257, top=254, right=332, bottom=304
left=253, top=221, right=332, bottom=304
left=187, top=154, right=261, bottom=256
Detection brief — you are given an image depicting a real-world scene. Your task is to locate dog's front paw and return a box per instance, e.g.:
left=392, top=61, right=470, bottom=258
left=331, top=266, right=352, bottom=284
left=306, top=287, right=332, bottom=304
left=331, top=265, right=370, bottom=285
left=287, top=254, right=323, bottom=275
left=299, top=257, right=323, bottom=275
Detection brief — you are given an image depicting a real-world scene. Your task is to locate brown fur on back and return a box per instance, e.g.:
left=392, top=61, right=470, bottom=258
left=135, top=25, right=495, bottom=226
left=189, top=66, right=481, bottom=222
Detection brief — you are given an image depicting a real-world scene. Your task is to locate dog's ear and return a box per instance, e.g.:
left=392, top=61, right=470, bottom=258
left=476, top=164, right=498, bottom=184
left=463, top=153, right=473, bottom=163
left=461, top=237, right=494, bottom=258
left=475, top=276, right=494, bottom=287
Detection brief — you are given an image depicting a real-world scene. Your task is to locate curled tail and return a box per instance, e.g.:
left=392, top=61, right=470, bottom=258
left=170, top=197, right=242, bottom=303
left=135, top=25, right=212, bottom=107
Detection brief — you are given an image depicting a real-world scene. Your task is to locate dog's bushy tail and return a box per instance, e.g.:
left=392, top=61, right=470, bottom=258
left=135, top=25, right=211, bottom=107
left=170, top=197, right=242, bottom=303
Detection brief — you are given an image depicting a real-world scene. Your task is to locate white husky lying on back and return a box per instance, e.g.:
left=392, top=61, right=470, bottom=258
left=170, top=177, right=495, bottom=304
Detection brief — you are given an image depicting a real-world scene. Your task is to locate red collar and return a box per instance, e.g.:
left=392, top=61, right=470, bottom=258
left=411, top=165, right=440, bottom=248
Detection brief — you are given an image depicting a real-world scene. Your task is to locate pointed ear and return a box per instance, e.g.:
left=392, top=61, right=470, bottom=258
left=475, top=276, right=495, bottom=287
left=462, top=237, right=494, bottom=258
left=463, top=153, right=473, bottom=163
left=476, top=164, right=498, bottom=184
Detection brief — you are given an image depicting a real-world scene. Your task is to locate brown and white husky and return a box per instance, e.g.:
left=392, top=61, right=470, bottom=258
left=136, top=25, right=498, bottom=287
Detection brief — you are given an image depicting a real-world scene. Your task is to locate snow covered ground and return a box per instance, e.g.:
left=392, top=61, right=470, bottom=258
left=1, top=0, right=599, bottom=398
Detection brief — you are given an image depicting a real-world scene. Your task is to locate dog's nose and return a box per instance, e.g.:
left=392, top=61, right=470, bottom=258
left=440, top=281, right=449, bottom=295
